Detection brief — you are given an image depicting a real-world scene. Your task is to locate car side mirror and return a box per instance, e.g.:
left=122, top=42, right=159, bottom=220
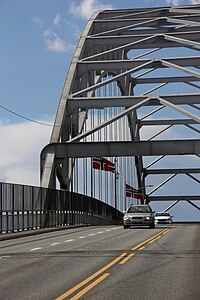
left=123, top=211, right=126, bottom=214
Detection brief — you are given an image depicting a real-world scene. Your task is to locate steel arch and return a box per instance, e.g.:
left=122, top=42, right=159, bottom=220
left=41, top=4, right=200, bottom=213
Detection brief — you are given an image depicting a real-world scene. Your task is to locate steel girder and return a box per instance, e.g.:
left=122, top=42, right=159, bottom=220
left=41, top=4, right=200, bottom=212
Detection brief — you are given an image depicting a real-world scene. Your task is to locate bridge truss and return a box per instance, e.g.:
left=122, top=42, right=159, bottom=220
left=41, top=4, right=200, bottom=213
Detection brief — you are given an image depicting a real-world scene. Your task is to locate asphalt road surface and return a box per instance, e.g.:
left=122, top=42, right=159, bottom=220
left=0, top=224, right=199, bottom=300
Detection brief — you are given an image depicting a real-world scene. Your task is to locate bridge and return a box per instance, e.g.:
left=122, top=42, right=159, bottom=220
left=40, top=3, right=200, bottom=216
left=0, top=4, right=200, bottom=300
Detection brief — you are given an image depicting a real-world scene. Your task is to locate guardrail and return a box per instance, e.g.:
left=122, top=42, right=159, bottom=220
left=0, top=182, right=123, bottom=234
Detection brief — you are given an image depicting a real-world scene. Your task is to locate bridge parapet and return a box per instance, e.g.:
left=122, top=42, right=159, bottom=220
left=0, top=182, right=123, bottom=234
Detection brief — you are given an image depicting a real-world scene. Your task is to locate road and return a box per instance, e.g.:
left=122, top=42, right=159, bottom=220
left=0, top=224, right=199, bottom=300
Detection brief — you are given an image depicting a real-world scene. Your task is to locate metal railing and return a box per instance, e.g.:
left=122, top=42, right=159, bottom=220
left=0, top=182, right=123, bottom=234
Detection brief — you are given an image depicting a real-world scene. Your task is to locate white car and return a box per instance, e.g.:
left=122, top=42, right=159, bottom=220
left=155, top=212, right=173, bottom=224
left=123, top=204, right=155, bottom=229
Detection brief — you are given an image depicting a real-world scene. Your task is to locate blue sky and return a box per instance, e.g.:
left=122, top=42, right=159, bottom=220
left=0, top=0, right=200, bottom=220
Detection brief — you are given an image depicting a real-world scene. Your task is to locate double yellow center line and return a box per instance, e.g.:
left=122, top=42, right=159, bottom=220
left=55, top=226, right=174, bottom=300
left=55, top=253, right=127, bottom=300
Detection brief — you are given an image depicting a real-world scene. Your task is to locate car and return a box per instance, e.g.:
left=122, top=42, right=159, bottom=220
left=123, top=204, right=155, bottom=229
left=154, top=212, right=173, bottom=224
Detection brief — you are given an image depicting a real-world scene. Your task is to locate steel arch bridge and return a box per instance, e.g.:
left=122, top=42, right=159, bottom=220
left=41, top=4, right=200, bottom=214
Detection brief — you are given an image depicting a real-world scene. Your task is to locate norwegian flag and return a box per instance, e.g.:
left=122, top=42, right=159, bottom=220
left=126, top=183, right=143, bottom=199
left=92, top=157, right=115, bottom=173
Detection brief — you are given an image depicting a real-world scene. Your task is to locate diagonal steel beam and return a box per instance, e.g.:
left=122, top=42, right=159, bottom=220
left=121, top=26, right=200, bottom=36
left=131, top=48, right=160, bottom=61
left=190, top=104, right=200, bottom=111
left=186, top=200, right=200, bottom=211
left=167, top=16, right=200, bottom=27
left=148, top=174, right=177, bottom=196
left=148, top=125, right=173, bottom=141
left=186, top=82, right=200, bottom=90
left=164, top=200, right=180, bottom=212
left=109, top=8, right=163, bottom=19
left=91, top=18, right=160, bottom=37
left=66, top=98, right=149, bottom=143
left=133, top=68, right=156, bottom=79
left=164, top=34, right=200, bottom=50
left=142, top=82, right=168, bottom=95
left=185, top=124, right=200, bottom=134
left=82, top=35, right=156, bottom=61
left=158, top=96, right=200, bottom=123
left=161, top=59, right=200, bottom=79
left=170, top=8, right=200, bottom=14
left=140, top=106, right=165, bottom=121
left=145, top=156, right=165, bottom=169
left=72, top=60, right=153, bottom=97
left=186, top=173, right=200, bottom=184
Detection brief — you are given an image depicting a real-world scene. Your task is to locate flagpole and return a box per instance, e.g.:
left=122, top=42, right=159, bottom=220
left=114, top=157, right=118, bottom=209
left=91, top=158, right=93, bottom=198
left=124, top=180, right=127, bottom=211
left=114, top=164, right=117, bottom=209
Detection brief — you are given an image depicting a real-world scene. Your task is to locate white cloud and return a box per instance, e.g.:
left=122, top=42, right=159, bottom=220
left=165, top=0, right=200, bottom=5
left=43, top=29, right=72, bottom=53
left=165, top=0, right=181, bottom=5
left=32, top=15, right=74, bottom=53
left=54, top=14, right=61, bottom=26
left=189, top=0, right=200, bottom=3
left=69, top=0, right=114, bottom=19
left=32, top=15, right=43, bottom=26
left=0, top=119, right=52, bottom=186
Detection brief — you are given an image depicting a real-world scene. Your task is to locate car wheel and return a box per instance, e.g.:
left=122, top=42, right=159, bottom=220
left=149, top=223, right=155, bottom=229
left=124, top=225, right=129, bottom=229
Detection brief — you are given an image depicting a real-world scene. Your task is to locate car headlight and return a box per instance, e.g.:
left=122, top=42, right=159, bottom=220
left=123, top=215, right=130, bottom=220
left=144, top=216, right=151, bottom=220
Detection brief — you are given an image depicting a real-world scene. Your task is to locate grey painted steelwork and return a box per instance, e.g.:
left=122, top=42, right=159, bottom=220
left=148, top=196, right=200, bottom=201
left=41, top=140, right=200, bottom=160
left=41, top=4, right=200, bottom=215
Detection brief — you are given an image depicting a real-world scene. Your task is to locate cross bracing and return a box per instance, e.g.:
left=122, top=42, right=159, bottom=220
left=41, top=4, right=200, bottom=214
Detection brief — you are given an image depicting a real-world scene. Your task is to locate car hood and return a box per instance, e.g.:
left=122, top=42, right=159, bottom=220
left=127, top=213, right=152, bottom=217
left=155, top=216, right=170, bottom=219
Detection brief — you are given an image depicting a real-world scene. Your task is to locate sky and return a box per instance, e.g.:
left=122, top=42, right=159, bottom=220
left=0, top=0, right=200, bottom=221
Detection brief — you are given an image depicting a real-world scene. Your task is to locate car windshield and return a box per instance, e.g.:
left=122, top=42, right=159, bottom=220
left=127, top=206, right=151, bottom=213
left=156, top=213, right=170, bottom=216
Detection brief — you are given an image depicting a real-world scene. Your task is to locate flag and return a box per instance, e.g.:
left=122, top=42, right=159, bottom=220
left=92, top=157, right=115, bottom=173
left=126, top=183, right=133, bottom=198
left=126, top=183, right=143, bottom=199
left=133, top=189, right=143, bottom=200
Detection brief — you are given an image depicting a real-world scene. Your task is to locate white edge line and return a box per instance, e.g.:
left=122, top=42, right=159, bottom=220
left=64, top=239, right=75, bottom=242
left=29, top=247, right=42, bottom=251
left=0, top=255, right=11, bottom=259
